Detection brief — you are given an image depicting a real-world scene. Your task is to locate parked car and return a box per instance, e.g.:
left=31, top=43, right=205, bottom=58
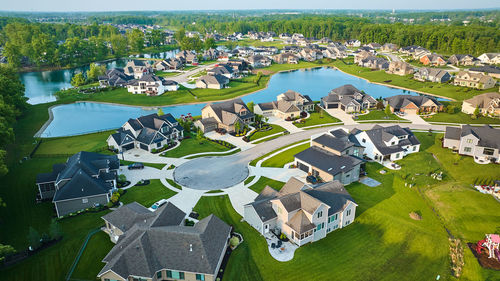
left=150, top=199, right=168, bottom=210
left=128, top=162, right=144, bottom=170
left=306, top=175, right=318, bottom=184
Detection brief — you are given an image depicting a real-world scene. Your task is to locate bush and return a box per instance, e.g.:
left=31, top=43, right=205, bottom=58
left=280, top=233, right=287, bottom=240
left=117, top=188, right=125, bottom=195
left=118, top=174, right=127, bottom=183
left=230, top=236, right=240, bottom=247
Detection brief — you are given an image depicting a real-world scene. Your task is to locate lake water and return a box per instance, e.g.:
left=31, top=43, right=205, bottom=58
left=20, top=50, right=180, bottom=104
left=40, top=67, right=431, bottom=137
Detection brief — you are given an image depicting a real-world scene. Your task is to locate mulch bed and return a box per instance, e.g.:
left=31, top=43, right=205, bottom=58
left=467, top=243, right=500, bottom=270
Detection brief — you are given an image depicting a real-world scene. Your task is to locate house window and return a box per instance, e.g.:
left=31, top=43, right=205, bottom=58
left=157, top=271, right=162, bottom=278
left=167, top=271, right=184, bottom=280
left=391, top=141, right=395, bottom=145
left=82, top=198, right=88, bottom=204
left=413, top=146, right=417, bottom=151
left=316, top=224, right=322, bottom=231
left=483, top=148, right=495, bottom=156
left=464, top=147, right=472, bottom=153
left=346, top=209, right=352, bottom=216
left=396, top=153, right=400, bottom=158
left=466, top=139, right=473, bottom=144
left=317, top=211, right=323, bottom=218
left=362, top=138, right=366, bottom=143
left=196, top=274, right=205, bottom=281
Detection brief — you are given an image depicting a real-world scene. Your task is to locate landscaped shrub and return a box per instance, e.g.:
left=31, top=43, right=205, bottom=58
left=230, top=236, right=240, bottom=247
left=118, top=174, right=127, bottom=183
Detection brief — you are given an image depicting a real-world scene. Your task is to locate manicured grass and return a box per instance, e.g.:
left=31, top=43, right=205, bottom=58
left=246, top=124, right=286, bottom=142
left=261, top=143, right=309, bottom=167
left=120, top=179, right=177, bottom=207
left=120, top=160, right=165, bottom=170
left=35, top=130, right=113, bottom=156
left=355, top=110, right=406, bottom=121
left=166, top=179, right=182, bottom=190
left=154, top=71, right=181, bottom=77
left=252, top=134, right=282, bottom=144
left=243, top=176, right=255, bottom=185
left=56, top=75, right=270, bottom=107
left=294, top=108, right=341, bottom=128
left=426, top=111, right=500, bottom=124
left=229, top=38, right=286, bottom=48
left=247, top=176, right=285, bottom=193
left=258, top=60, right=331, bottom=74
left=331, top=59, right=498, bottom=101
left=71, top=231, right=114, bottom=280
left=161, top=135, right=230, bottom=158
left=248, top=139, right=308, bottom=166
left=184, top=148, right=241, bottom=159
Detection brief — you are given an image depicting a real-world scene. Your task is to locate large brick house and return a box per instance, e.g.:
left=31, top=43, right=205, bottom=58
left=384, top=95, right=443, bottom=114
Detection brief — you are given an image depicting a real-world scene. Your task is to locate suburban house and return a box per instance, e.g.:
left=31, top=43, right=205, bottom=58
left=243, top=177, right=357, bottom=246
left=447, top=54, right=480, bottom=66
left=195, top=98, right=255, bottom=133
left=384, top=95, right=443, bottom=114
left=443, top=125, right=500, bottom=164
left=123, top=60, right=152, bottom=79
left=386, top=61, right=414, bottom=76
left=102, top=201, right=186, bottom=243
left=359, top=56, right=389, bottom=70
left=207, top=65, right=237, bottom=79
left=294, top=128, right=365, bottom=185
left=196, top=74, right=229, bottom=89
left=254, top=46, right=278, bottom=56
left=454, top=71, right=497, bottom=90
left=413, top=68, right=451, bottom=83
left=107, top=113, right=184, bottom=152
left=98, top=68, right=134, bottom=87
left=399, top=45, right=431, bottom=59
left=323, top=46, right=348, bottom=59
left=351, top=125, right=421, bottom=164
left=469, top=66, right=500, bottom=79
left=346, top=39, right=361, bottom=47
left=277, top=90, right=315, bottom=112
left=462, top=92, right=500, bottom=117
left=126, top=74, right=178, bottom=95
left=98, top=203, right=231, bottom=281
left=353, top=50, right=373, bottom=64
left=36, top=152, right=119, bottom=217
left=282, top=45, right=301, bottom=54
left=321, top=84, right=377, bottom=113
left=246, top=54, right=271, bottom=68
left=176, top=50, right=198, bottom=64
left=381, top=43, right=399, bottom=52
left=300, top=48, right=323, bottom=61
left=154, top=58, right=183, bottom=71
left=419, top=54, right=446, bottom=66
left=478, top=53, right=500, bottom=65
left=219, top=60, right=248, bottom=73
left=272, top=53, right=299, bottom=64
left=203, top=48, right=220, bottom=60
left=366, top=43, right=382, bottom=49
left=254, top=90, right=314, bottom=119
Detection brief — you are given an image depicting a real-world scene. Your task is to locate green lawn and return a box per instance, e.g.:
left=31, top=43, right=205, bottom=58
left=161, top=135, right=230, bottom=158
left=426, top=111, right=500, bottom=124
left=295, top=108, right=341, bottom=128
left=247, top=176, right=285, bottom=193
left=71, top=231, right=114, bottom=280
left=261, top=143, right=309, bottom=167
left=246, top=124, right=286, bottom=142
left=331, top=59, right=498, bottom=101
left=258, top=60, right=332, bottom=74
left=248, top=139, right=308, bottom=166
left=356, top=110, right=406, bottom=121
left=166, top=179, right=182, bottom=190
left=154, top=71, right=181, bottom=77
left=120, top=179, right=177, bottom=207
left=243, top=176, right=255, bottom=185
left=184, top=148, right=241, bottom=159
left=35, top=130, right=113, bottom=156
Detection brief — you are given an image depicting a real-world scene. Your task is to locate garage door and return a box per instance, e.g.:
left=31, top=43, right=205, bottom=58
left=122, top=143, right=134, bottom=151
left=139, top=143, right=149, bottom=151
left=327, top=103, right=338, bottom=109
left=404, top=109, right=418, bottom=115
left=297, top=162, right=309, bottom=173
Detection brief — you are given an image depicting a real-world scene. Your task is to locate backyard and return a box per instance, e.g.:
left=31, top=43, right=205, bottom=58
left=120, top=179, right=178, bottom=207
left=426, top=111, right=500, bottom=124
left=34, top=130, right=113, bottom=156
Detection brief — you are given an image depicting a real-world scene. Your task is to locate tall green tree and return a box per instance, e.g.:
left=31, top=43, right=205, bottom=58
left=49, top=219, right=63, bottom=240
left=27, top=227, right=41, bottom=250
left=70, top=73, right=86, bottom=87
left=384, top=105, right=392, bottom=116
left=110, top=34, right=128, bottom=58
left=86, top=63, right=106, bottom=82
left=127, top=29, right=145, bottom=52
left=203, top=38, right=216, bottom=50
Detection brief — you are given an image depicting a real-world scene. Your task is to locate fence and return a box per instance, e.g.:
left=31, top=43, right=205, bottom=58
left=65, top=227, right=102, bottom=281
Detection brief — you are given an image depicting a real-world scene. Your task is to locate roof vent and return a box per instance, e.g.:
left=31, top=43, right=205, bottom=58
left=189, top=244, right=193, bottom=252
left=328, top=168, right=332, bottom=171
left=341, top=166, right=346, bottom=169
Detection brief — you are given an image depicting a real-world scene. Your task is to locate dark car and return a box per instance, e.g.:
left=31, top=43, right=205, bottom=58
left=306, top=175, right=317, bottom=184
left=128, top=162, right=144, bottom=170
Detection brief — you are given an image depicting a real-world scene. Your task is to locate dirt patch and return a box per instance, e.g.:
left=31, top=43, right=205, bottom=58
left=409, top=211, right=422, bottom=220
left=467, top=243, right=500, bottom=270
left=252, top=69, right=273, bottom=75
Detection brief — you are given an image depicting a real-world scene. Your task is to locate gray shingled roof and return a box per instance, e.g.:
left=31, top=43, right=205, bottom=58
left=459, top=125, right=500, bottom=149
left=444, top=127, right=461, bottom=141
left=99, top=214, right=231, bottom=279
left=295, top=146, right=364, bottom=177
left=385, top=95, right=441, bottom=110
left=313, top=134, right=354, bottom=153
left=53, top=169, right=113, bottom=201
left=304, top=181, right=356, bottom=216
left=364, top=125, right=420, bottom=155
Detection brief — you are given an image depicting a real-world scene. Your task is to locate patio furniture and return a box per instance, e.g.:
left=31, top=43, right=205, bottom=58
left=271, top=243, right=276, bottom=249
left=277, top=240, right=282, bottom=247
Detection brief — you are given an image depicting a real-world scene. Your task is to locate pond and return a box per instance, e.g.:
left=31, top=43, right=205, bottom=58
left=39, top=67, right=438, bottom=137
left=20, top=50, right=180, bottom=104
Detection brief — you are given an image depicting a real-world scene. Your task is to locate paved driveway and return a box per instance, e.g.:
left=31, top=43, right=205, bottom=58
left=169, top=63, right=218, bottom=83
left=119, top=166, right=166, bottom=188
left=122, top=148, right=188, bottom=165
left=205, top=131, right=255, bottom=151
left=267, top=117, right=303, bottom=133
left=399, top=113, right=429, bottom=125
left=324, top=108, right=358, bottom=125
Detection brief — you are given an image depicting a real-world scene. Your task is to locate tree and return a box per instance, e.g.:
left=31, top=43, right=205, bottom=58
left=127, top=29, right=145, bottom=53
left=447, top=105, right=456, bottom=114
left=49, top=219, right=63, bottom=240
left=146, top=29, right=165, bottom=47
left=118, top=174, right=127, bottom=183
left=174, top=28, right=186, bottom=43
left=204, top=38, right=216, bottom=50
left=110, top=34, right=128, bottom=58
left=86, top=63, right=106, bottom=82
left=247, top=102, right=255, bottom=113
left=196, top=129, right=204, bottom=142
left=27, top=227, right=41, bottom=250
left=234, top=122, right=241, bottom=134
left=70, top=73, right=86, bottom=87
left=0, top=244, right=15, bottom=262
left=384, top=105, right=392, bottom=116
left=157, top=108, right=165, bottom=116
left=473, top=106, right=481, bottom=118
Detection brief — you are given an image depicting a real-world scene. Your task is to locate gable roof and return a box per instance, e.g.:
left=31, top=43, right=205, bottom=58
left=295, top=146, right=364, bottom=177
left=304, top=181, right=356, bottom=215
left=363, top=125, right=420, bottom=155
left=286, top=210, right=316, bottom=233
left=203, top=98, right=254, bottom=125
left=458, top=125, right=500, bottom=149
left=385, top=95, right=441, bottom=110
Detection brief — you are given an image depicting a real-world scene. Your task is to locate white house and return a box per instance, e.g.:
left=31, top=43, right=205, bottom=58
left=126, top=74, right=177, bottom=95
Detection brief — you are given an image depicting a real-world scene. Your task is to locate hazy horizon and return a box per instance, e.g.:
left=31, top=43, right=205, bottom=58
left=1, top=0, right=499, bottom=13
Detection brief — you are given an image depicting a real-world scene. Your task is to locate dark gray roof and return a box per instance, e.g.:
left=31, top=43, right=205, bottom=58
left=329, top=84, right=362, bottom=96
left=444, top=127, right=461, bottom=141
left=304, top=181, right=356, bottom=216
left=459, top=125, right=500, bottom=149
left=36, top=163, right=66, bottom=184
left=295, top=147, right=364, bottom=177
left=313, top=134, right=354, bottom=153
left=385, top=95, right=441, bottom=110
left=364, top=125, right=420, bottom=155
left=56, top=151, right=119, bottom=182
left=53, top=169, right=113, bottom=201
left=110, top=130, right=135, bottom=146
left=469, top=65, right=500, bottom=74
left=99, top=214, right=231, bottom=278
left=150, top=202, right=186, bottom=228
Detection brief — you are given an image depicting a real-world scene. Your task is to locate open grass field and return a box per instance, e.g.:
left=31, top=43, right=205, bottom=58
left=261, top=143, right=310, bottom=167
left=294, top=108, right=341, bottom=128
left=161, top=135, right=230, bottom=158
left=34, top=130, right=113, bottom=156
left=426, top=111, right=500, bottom=124
left=246, top=124, right=286, bottom=142
left=258, top=60, right=333, bottom=74
left=331, top=59, right=498, bottom=101
left=247, top=176, right=285, bottom=193
left=120, top=179, right=177, bottom=207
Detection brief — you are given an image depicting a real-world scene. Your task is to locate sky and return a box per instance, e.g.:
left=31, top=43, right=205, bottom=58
left=1, top=0, right=499, bottom=12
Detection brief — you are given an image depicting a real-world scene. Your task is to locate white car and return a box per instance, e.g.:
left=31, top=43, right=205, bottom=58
left=149, top=199, right=168, bottom=211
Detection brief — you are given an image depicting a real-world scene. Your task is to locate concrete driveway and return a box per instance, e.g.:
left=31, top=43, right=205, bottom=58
left=205, top=131, right=255, bottom=151
left=119, top=166, right=166, bottom=188
left=324, top=108, right=358, bottom=125
left=121, top=148, right=188, bottom=166
left=169, top=63, right=218, bottom=83
left=399, top=113, right=429, bottom=125
left=267, top=116, right=303, bottom=133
